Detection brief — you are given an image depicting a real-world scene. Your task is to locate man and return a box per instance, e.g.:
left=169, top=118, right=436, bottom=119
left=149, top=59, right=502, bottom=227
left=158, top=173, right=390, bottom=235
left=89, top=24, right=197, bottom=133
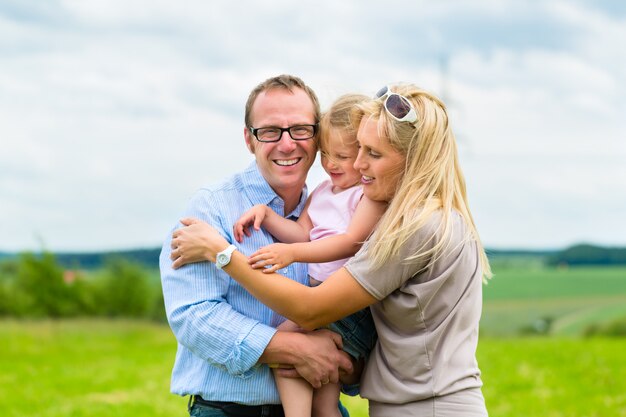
left=160, top=75, right=353, bottom=417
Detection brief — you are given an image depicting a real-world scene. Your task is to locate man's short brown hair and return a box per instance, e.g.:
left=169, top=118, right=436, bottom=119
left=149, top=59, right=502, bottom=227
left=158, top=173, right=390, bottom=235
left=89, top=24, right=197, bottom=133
left=244, top=74, right=321, bottom=128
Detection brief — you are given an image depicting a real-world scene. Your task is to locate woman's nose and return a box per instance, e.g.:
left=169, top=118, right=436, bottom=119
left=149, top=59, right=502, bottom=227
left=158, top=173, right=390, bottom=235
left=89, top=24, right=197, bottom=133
left=354, top=150, right=365, bottom=170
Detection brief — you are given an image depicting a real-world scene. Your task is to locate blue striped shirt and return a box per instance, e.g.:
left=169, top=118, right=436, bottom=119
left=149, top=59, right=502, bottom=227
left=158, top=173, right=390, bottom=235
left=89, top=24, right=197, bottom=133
left=160, top=162, right=309, bottom=404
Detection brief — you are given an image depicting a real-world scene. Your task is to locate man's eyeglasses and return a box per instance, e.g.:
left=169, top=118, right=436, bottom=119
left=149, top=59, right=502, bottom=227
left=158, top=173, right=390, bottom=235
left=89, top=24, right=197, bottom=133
left=374, top=86, right=418, bottom=123
left=248, top=124, right=318, bottom=143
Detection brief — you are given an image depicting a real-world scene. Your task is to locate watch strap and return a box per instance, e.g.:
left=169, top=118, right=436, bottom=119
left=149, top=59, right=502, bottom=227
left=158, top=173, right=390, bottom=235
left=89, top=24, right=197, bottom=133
left=216, top=244, right=237, bottom=269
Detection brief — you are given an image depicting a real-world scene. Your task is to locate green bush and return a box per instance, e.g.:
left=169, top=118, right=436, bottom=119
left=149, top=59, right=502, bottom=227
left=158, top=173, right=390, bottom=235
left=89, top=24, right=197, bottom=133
left=584, top=317, right=626, bottom=337
left=10, top=252, right=82, bottom=317
left=148, top=288, right=167, bottom=323
left=0, top=282, right=11, bottom=315
left=0, top=252, right=165, bottom=321
left=518, top=316, right=554, bottom=336
left=95, top=258, right=152, bottom=318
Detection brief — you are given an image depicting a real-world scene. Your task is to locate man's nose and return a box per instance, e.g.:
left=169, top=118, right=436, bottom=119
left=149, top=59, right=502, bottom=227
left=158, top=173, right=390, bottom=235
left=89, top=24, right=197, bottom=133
left=276, top=130, right=297, bottom=151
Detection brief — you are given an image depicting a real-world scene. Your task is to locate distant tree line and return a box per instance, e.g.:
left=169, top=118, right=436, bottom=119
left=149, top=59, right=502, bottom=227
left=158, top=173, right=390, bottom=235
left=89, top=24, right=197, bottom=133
left=486, top=244, right=626, bottom=266
left=1, top=243, right=624, bottom=320
left=3, top=243, right=626, bottom=270
left=546, top=244, right=626, bottom=266
left=55, top=248, right=161, bottom=269
left=0, top=248, right=161, bottom=270
left=0, top=252, right=165, bottom=321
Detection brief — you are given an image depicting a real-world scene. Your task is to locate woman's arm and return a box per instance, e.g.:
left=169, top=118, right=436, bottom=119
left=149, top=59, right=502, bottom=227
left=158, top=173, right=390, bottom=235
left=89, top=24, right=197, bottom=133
left=249, top=196, right=386, bottom=269
left=228, top=251, right=376, bottom=329
left=171, top=219, right=377, bottom=329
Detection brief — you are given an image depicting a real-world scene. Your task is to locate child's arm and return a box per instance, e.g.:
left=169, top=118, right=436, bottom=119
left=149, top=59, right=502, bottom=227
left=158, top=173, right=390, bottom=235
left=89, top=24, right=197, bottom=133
left=233, top=202, right=313, bottom=244
left=248, top=196, right=386, bottom=273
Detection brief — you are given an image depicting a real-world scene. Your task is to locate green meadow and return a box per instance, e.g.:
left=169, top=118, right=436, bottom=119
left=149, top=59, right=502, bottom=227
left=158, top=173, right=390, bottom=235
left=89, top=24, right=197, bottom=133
left=2, top=265, right=626, bottom=416
left=481, top=265, right=626, bottom=337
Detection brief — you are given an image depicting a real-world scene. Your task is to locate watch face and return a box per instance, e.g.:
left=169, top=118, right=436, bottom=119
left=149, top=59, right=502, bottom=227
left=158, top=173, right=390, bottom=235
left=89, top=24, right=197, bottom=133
left=217, top=254, right=228, bottom=264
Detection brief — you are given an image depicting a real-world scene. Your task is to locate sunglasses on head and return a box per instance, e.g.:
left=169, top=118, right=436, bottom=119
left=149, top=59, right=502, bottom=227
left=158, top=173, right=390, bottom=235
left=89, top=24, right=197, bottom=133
left=374, top=86, right=418, bottom=123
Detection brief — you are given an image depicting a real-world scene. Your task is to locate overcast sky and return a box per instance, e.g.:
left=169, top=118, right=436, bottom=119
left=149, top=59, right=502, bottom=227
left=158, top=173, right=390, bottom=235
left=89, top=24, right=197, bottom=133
left=1, top=0, right=625, bottom=252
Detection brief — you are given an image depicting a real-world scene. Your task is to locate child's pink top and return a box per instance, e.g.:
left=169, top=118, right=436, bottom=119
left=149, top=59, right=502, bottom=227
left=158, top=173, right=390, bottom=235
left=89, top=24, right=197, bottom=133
left=307, top=179, right=363, bottom=282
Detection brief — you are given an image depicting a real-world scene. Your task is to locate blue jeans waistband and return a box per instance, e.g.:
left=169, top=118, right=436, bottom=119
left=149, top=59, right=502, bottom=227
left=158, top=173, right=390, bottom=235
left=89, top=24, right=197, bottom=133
left=191, top=395, right=285, bottom=417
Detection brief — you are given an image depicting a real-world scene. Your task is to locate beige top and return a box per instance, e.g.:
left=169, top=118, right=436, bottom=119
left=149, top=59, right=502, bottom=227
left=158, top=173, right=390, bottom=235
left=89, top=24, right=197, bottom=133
left=344, top=210, right=484, bottom=404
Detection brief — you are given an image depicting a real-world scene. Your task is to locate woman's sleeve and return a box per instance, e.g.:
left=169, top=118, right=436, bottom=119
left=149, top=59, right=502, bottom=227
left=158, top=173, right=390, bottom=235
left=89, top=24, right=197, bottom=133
left=344, top=230, right=433, bottom=300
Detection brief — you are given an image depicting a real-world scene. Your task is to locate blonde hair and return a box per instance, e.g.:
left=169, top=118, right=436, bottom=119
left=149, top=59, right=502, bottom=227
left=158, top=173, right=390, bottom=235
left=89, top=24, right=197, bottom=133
left=355, top=84, right=492, bottom=281
left=319, top=93, right=368, bottom=156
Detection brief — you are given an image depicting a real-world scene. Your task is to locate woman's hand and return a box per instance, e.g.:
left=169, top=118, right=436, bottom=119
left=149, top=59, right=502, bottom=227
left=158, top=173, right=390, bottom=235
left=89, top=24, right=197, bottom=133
left=233, top=205, right=269, bottom=243
left=248, top=243, right=295, bottom=274
left=171, top=217, right=230, bottom=269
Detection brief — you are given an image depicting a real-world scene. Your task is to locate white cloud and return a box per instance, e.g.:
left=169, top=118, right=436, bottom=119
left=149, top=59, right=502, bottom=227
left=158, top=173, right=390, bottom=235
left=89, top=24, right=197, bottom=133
left=0, top=0, right=624, bottom=251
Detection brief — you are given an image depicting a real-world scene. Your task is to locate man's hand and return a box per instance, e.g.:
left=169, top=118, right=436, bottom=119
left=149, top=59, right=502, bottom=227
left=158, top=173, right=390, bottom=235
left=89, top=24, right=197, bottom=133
left=261, top=329, right=354, bottom=389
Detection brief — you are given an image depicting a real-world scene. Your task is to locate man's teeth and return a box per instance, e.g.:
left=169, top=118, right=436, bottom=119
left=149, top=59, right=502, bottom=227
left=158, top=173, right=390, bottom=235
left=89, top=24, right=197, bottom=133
left=275, top=159, right=298, bottom=166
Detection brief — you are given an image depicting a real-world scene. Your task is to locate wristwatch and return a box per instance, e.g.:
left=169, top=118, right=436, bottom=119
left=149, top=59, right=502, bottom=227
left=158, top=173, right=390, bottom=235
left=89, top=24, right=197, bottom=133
left=216, top=244, right=237, bottom=270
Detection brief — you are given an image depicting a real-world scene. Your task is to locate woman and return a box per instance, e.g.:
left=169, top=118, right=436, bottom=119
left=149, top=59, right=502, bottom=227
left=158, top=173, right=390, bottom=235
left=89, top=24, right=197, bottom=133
left=171, top=84, right=492, bottom=416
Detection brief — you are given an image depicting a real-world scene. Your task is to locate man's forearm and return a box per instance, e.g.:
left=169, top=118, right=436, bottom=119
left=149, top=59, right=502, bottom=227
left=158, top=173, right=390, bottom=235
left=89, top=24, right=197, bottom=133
left=258, top=329, right=354, bottom=389
left=167, top=297, right=276, bottom=375
left=258, top=331, right=304, bottom=365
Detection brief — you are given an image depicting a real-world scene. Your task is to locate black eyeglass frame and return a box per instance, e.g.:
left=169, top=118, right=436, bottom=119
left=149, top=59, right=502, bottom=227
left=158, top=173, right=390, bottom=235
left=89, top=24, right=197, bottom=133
left=248, top=124, right=319, bottom=143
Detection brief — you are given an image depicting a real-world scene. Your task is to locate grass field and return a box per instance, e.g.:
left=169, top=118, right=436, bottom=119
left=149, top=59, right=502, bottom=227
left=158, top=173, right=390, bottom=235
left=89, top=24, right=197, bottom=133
left=0, top=320, right=184, bottom=417
left=481, top=266, right=626, bottom=337
left=2, top=319, right=626, bottom=417
left=483, top=266, right=626, bottom=301
left=2, top=265, right=626, bottom=416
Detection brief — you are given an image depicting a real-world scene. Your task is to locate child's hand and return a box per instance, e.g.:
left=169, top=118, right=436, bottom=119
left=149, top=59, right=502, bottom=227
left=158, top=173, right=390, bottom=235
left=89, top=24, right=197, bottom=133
left=233, top=205, right=268, bottom=243
left=248, top=243, right=295, bottom=273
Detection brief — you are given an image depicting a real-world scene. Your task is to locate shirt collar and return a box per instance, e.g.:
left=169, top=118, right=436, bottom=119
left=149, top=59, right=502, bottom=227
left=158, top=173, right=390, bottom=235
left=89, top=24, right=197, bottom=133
left=241, top=162, right=308, bottom=218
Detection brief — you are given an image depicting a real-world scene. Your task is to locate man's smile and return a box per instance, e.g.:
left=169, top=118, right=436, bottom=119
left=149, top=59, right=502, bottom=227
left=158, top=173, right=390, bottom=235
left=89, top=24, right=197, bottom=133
left=274, top=158, right=301, bottom=166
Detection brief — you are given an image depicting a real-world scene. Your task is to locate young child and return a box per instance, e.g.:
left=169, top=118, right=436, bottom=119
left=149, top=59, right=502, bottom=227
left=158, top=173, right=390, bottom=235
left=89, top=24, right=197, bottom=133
left=233, top=94, right=387, bottom=417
